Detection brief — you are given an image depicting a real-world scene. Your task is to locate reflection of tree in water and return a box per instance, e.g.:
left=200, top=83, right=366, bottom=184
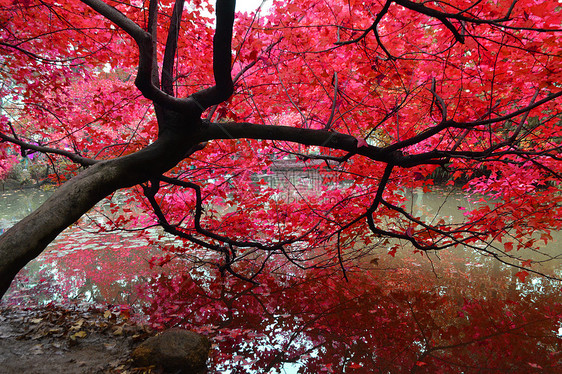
left=137, top=256, right=562, bottom=373
left=3, top=196, right=560, bottom=372
left=3, top=230, right=560, bottom=372
left=3, top=226, right=158, bottom=307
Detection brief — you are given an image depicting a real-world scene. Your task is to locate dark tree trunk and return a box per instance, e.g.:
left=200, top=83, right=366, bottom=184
left=0, top=0, right=237, bottom=299
left=0, top=129, right=199, bottom=297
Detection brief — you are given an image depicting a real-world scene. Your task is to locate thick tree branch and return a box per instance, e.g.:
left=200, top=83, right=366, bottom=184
left=199, top=121, right=405, bottom=164
left=190, top=0, right=235, bottom=110
left=148, top=0, right=160, bottom=88
left=161, top=0, right=186, bottom=95
left=394, top=0, right=465, bottom=43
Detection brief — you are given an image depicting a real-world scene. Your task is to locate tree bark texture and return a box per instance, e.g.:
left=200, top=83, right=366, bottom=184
left=0, top=131, right=199, bottom=297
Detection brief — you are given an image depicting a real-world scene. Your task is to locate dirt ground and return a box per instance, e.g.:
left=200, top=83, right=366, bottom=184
left=0, top=305, right=156, bottom=374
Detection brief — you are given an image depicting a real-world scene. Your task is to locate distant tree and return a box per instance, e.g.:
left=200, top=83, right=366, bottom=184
left=0, top=0, right=561, bottom=297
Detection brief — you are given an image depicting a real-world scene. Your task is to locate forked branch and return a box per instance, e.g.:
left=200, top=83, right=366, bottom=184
left=80, top=0, right=225, bottom=115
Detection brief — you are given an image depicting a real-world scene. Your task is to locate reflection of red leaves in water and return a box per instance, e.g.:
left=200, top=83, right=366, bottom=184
left=515, top=270, right=529, bottom=282
left=136, top=258, right=562, bottom=373
left=347, top=362, right=363, bottom=369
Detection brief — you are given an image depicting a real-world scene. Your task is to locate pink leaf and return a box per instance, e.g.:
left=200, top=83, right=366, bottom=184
left=356, top=137, right=369, bottom=148
left=405, top=227, right=414, bottom=237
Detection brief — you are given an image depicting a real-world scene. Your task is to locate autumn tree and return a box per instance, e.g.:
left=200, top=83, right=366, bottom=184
left=0, top=0, right=561, bottom=298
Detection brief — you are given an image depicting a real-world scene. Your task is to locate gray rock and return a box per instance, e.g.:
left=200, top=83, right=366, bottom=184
left=132, top=328, right=210, bottom=373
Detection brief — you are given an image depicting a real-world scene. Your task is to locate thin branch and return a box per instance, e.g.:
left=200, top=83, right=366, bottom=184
left=382, top=91, right=562, bottom=154
left=507, top=88, right=540, bottom=143
left=366, top=163, right=394, bottom=230
left=0, top=41, right=85, bottom=64
left=0, top=132, right=96, bottom=167
left=335, top=0, right=391, bottom=47
left=428, top=77, right=448, bottom=121
left=325, top=72, right=338, bottom=129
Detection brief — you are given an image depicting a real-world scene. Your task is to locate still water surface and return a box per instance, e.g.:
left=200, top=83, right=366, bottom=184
left=0, top=188, right=560, bottom=373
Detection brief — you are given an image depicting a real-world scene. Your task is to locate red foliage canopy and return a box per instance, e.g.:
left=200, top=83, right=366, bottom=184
left=0, top=0, right=561, bottom=284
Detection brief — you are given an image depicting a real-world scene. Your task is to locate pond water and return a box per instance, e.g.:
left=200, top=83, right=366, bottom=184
left=0, top=189, right=51, bottom=234
left=0, top=188, right=561, bottom=373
